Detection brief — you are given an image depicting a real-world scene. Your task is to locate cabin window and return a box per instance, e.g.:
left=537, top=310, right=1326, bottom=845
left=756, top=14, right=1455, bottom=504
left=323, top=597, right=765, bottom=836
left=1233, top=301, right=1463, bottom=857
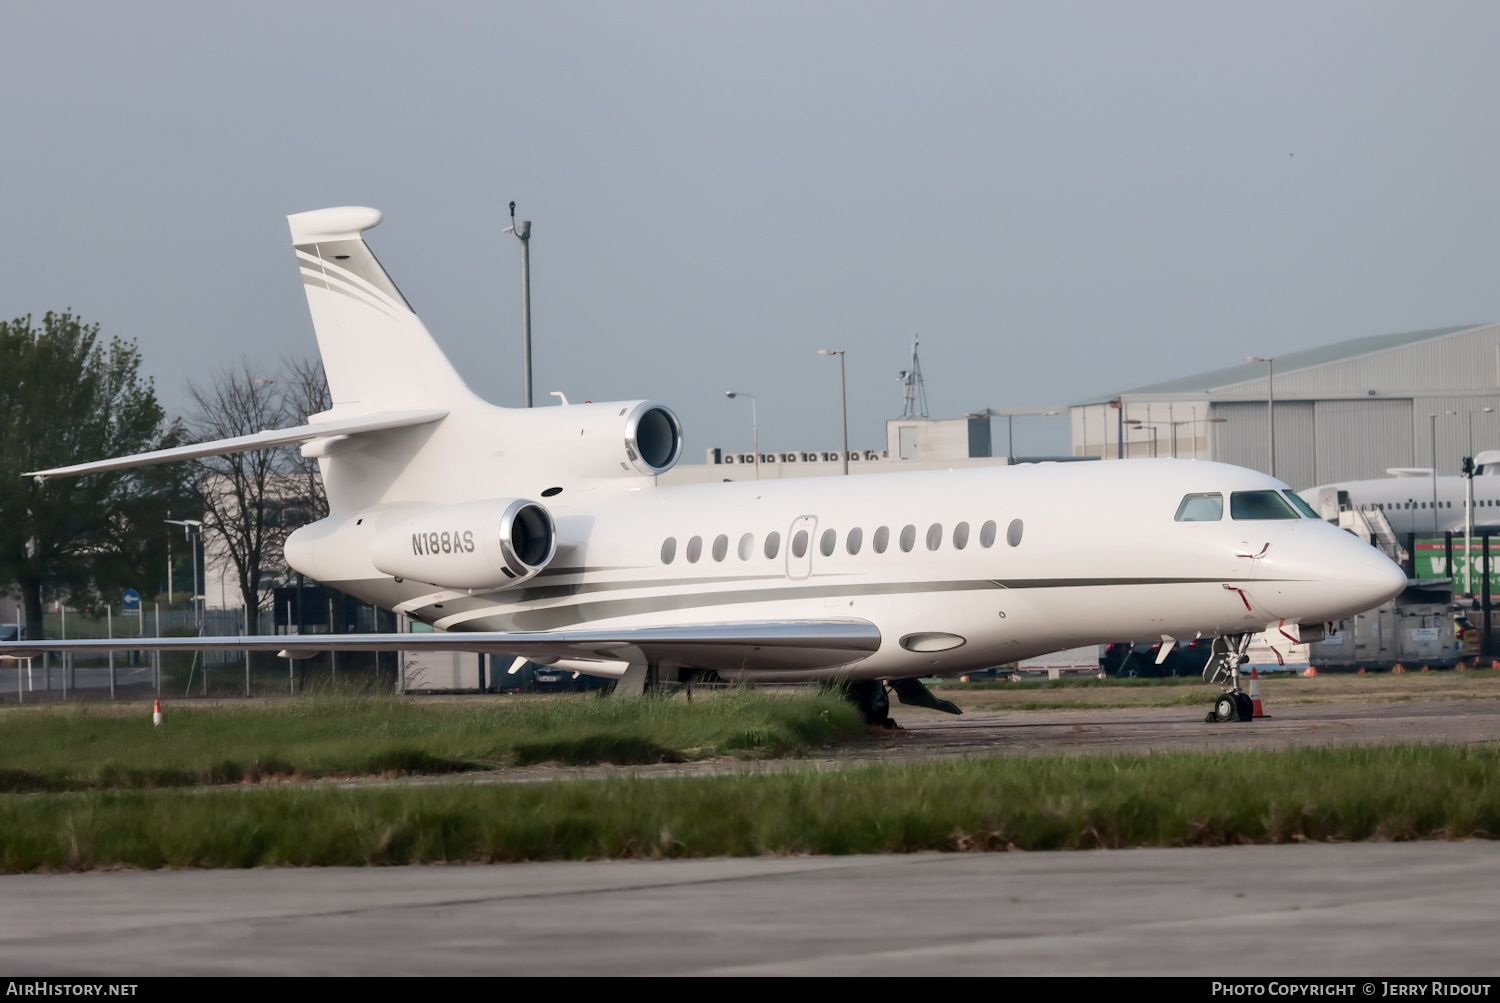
left=847, top=527, right=864, bottom=555
left=979, top=520, right=997, bottom=547
left=953, top=522, right=970, bottom=549
left=1007, top=519, right=1024, bottom=547
left=712, top=534, right=729, bottom=562
left=738, top=533, right=755, bottom=560
left=661, top=537, right=677, bottom=564
left=686, top=536, right=704, bottom=562
left=764, top=531, right=781, bottom=559
left=791, top=530, right=810, bottom=558
left=1174, top=493, right=1223, bottom=522
left=1230, top=490, right=1298, bottom=520
left=926, top=523, right=943, bottom=551
left=820, top=528, right=837, bottom=557
left=899, top=524, right=917, bottom=552
left=873, top=526, right=890, bottom=553
left=1282, top=491, right=1319, bottom=519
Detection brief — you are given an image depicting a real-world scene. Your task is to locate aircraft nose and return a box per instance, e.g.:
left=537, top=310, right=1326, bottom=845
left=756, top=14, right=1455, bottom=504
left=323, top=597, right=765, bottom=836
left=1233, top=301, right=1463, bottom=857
left=1255, top=523, right=1408, bottom=621
left=1344, top=546, right=1409, bottom=606
left=1312, top=529, right=1408, bottom=617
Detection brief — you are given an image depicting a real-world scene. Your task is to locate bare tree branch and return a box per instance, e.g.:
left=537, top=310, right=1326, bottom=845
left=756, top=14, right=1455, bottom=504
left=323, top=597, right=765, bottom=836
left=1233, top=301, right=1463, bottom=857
left=189, top=361, right=300, bottom=630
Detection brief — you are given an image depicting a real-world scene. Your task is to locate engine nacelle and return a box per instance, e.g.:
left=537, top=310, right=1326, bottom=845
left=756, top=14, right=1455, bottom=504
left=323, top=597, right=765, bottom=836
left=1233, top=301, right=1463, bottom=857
left=369, top=498, right=556, bottom=590
left=490, top=399, right=684, bottom=481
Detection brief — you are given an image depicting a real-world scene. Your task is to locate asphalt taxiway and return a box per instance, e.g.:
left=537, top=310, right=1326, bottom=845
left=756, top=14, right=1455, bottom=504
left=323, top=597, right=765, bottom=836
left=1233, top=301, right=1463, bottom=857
left=1, top=842, right=1497, bottom=976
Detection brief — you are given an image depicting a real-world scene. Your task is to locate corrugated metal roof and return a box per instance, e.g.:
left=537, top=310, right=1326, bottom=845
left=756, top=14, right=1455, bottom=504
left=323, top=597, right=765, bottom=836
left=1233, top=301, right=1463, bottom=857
left=1073, top=324, right=1484, bottom=405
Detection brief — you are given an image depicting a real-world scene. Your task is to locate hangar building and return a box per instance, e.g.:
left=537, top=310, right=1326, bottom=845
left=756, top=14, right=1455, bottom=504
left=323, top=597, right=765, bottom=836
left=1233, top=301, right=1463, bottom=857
left=1070, top=323, right=1500, bottom=489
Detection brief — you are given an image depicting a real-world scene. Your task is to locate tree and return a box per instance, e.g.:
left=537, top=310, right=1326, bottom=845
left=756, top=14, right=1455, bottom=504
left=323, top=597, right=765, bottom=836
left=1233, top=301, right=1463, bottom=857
left=189, top=358, right=329, bottom=629
left=0, top=312, right=179, bottom=639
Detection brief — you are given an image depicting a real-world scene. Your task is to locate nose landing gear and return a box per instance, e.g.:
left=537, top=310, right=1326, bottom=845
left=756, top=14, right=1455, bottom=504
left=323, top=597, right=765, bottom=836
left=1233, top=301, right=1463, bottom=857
left=1203, top=633, right=1255, bottom=723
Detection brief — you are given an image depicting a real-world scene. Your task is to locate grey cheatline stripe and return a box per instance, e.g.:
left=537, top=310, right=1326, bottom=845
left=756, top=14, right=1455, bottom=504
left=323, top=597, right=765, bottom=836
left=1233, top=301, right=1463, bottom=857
left=991, top=576, right=1282, bottom=589
left=431, top=574, right=1279, bottom=632
left=437, top=579, right=991, bottom=632
left=498, top=572, right=789, bottom=604
left=466, top=572, right=1268, bottom=612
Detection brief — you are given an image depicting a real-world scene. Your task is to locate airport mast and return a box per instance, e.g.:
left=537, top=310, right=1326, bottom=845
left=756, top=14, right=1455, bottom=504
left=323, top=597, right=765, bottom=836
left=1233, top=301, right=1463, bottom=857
left=898, top=334, right=929, bottom=420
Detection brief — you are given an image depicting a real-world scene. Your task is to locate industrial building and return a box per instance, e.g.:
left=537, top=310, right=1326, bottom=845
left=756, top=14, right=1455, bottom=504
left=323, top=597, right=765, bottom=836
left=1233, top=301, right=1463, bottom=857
left=662, top=416, right=1010, bottom=484
left=1070, top=322, right=1500, bottom=489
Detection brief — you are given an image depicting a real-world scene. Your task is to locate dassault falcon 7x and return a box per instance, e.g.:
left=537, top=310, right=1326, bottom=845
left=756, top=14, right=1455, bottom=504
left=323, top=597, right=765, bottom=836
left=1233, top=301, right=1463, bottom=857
left=0, top=207, right=1407, bottom=724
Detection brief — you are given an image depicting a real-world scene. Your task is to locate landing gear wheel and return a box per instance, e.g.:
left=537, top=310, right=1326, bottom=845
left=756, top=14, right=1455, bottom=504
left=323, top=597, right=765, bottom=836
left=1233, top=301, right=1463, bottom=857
left=1234, top=692, right=1254, bottom=721
left=845, top=679, right=895, bottom=727
left=1212, top=693, right=1239, bottom=723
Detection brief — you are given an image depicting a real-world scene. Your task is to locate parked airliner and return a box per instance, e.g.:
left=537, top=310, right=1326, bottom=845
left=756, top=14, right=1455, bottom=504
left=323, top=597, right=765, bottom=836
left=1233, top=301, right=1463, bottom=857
left=1300, top=457, right=1500, bottom=537
left=0, top=207, right=1407, bottom=724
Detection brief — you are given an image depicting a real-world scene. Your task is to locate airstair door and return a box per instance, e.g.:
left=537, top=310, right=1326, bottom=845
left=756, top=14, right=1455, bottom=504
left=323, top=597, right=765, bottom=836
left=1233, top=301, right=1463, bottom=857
left=786, top=516, right=818, bottom=581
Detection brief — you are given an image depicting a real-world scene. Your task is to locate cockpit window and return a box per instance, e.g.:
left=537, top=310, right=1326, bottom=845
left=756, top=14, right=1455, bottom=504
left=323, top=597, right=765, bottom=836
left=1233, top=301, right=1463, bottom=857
left=1282, top=490, right=1319, bottom=519
left=1231, top=490, right=1299, bottom=520
left=1175, top=493, right=1223, bottom=521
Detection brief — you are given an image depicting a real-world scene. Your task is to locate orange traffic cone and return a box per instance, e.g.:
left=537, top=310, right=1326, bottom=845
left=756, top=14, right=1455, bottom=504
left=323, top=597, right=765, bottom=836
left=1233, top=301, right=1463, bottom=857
left=1358, top=667, right=1366, bottom=675
left=1393, top=664, right=1406, bottom=674
left=1302, top=666, right=1317, bottom=678
left=1249, top=667, right=1265, bottom=718
left=152, top=699, right=162, bottom=727
left=1421, top=665, right=1429, bottom=673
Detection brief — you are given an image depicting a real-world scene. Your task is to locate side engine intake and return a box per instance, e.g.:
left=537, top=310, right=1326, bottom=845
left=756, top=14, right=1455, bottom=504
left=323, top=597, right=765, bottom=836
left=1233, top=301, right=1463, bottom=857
left=369, top=498, right=556, bottom=590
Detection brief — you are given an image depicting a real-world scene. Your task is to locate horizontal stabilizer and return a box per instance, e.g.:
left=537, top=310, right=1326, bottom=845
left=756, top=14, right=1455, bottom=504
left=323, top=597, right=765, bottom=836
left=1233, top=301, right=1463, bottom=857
left=0, top=619, right=881, bottom=674
left=22, top=409, right=447, bottom=481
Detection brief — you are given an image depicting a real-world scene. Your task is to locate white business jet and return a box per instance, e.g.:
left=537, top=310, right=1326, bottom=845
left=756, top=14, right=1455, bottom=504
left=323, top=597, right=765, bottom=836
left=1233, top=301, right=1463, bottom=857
left=0, top=207, right=1407, bottom=724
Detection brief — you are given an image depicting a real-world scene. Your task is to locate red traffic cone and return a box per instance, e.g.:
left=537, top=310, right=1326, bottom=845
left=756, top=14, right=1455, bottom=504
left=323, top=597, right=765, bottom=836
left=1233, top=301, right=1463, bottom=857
left=152, top=699, right=162, bottom=727
left=1249, top=667, right=1265, bottom=718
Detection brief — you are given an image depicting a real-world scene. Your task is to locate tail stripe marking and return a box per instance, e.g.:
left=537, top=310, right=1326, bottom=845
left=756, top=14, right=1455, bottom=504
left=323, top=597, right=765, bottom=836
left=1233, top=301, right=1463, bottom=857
left=300, top=267, right=408, bottom=324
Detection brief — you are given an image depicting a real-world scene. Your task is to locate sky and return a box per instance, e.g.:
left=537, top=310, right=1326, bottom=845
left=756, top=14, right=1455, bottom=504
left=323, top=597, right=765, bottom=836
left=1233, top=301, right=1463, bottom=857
left=2, top=1, right=1497, bottom=460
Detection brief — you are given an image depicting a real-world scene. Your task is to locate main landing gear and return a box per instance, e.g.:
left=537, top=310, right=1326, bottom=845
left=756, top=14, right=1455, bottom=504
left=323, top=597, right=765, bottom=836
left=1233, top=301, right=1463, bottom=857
left=1202, top=633, right=1255, bottom=723
left=845, top=678, right=963, bottom=728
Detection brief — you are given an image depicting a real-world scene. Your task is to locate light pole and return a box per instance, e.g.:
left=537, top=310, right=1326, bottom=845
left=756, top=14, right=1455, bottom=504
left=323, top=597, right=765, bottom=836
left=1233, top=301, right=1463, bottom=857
left=165, top=519, right=203, bottom=625
left=504, top=201, right=534, bottom=408
left=817, top=349, right=848, bottom=475
left=1430, top=413, right=1440, bottom=535
left=1166, top=416, right=1227, bottom=458
left=1124, top=419, right=1159, bottom=457
left=1463, top=408, right=1494, bottom=595
left=1247, top=357, right=1275, bottom=478
left=725, top=391, right=759, bottom=480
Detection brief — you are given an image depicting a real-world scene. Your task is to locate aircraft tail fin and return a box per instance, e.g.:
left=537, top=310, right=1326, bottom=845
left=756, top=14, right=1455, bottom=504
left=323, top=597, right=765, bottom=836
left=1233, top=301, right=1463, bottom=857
left=288, top=207, right=473, bottom=414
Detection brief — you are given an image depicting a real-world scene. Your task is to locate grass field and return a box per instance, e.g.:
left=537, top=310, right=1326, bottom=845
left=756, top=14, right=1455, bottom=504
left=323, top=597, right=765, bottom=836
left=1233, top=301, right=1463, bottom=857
left=2, top=744, right=1497, bottom=871
left=0, top=689, right=864, bottom=792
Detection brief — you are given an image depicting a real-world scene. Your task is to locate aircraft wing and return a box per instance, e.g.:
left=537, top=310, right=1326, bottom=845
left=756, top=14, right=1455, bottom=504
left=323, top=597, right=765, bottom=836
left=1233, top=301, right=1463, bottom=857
left=0, top=620, right=882, bottom=673
left=21, top=409, right=449, bottom=481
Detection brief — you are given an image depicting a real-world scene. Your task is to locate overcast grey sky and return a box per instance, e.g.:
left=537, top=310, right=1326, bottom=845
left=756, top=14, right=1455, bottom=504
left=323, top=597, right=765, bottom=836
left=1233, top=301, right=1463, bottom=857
left=2, top=2, right=1497, bottom=459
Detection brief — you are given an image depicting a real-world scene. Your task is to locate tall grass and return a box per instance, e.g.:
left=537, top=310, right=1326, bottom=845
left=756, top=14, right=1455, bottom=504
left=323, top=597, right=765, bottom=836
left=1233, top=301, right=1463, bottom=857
left=0, top=690, right=863, bottom=791
left=0, top=744, right=1497, bottom=871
